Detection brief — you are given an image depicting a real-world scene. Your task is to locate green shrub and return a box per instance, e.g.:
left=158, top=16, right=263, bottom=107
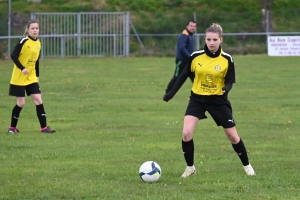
left=0, top=41, right=8, bottom=59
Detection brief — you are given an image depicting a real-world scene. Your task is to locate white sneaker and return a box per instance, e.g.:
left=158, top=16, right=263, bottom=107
left=181, top=165, right=196, bottom=178
left=243, top=164, right=256, bottom=176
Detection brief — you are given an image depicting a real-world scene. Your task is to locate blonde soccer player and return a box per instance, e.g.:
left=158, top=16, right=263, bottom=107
left=163, top=23, right=255, bottom=177
left=8, top=20, right=56, bottom=134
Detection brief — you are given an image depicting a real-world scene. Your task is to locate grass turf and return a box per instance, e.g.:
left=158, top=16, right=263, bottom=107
left=0, top=55, right=299, bottom=199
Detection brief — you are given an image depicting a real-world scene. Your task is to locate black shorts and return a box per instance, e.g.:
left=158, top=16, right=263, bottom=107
left=185, top=98, right=236, bottom=128
left=9, top=83, right=41, bottom=97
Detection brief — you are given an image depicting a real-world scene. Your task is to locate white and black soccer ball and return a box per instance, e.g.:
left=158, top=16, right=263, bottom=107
left=139, top=161, right=161, bottom=182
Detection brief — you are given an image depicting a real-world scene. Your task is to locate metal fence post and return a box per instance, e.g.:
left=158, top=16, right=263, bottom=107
left=113, top=34, right=116, bottom=58
left=8, top=0, right=11, bottom=58
left=61, top=36, right=65, bottom=58
left=125, top=12, right=130, bottom=56
left=77, top=13, right=81, bottom=56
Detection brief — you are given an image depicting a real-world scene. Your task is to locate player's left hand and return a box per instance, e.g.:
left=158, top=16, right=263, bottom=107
left=222, top=87, right=228, bottom=94
left=163, top=93, right=173, bottom=102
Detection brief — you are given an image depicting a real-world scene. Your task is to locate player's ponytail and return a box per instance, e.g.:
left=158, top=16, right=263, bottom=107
left=23, top=29, right=28, bottom=36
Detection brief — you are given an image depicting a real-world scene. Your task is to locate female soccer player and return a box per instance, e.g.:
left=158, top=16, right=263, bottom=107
left=163, top=23, right=255, bottom=177
left=8, top=20, right=56, bottom=134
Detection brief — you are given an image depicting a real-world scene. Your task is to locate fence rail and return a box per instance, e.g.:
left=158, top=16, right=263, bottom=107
left=1, top=32, right=300, bottom=59
left=1, top=8, right=300, bottom=58
left=1, top=10, right=300, bottom=58
left=1, top=12, right=131, bottom=58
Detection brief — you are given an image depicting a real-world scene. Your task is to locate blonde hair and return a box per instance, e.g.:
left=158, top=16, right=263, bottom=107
left=205, top=23, right=223, bottom=38
left=23, top=20, right=39, bottom=36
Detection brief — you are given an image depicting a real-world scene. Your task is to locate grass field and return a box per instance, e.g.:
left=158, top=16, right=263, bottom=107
left=0, top=55, right=299, bottom=199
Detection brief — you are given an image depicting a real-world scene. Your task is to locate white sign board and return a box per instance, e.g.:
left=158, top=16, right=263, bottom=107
left=268, top=36, right=300, bottom=56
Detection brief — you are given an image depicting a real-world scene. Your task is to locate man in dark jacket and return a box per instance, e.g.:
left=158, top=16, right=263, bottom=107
left=165, top=20, right=196, bottom=93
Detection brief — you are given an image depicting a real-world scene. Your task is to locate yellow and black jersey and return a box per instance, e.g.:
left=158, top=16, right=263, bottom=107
left=10, top=36, right=41, bottom=86
left=166, top=45, right=235, bottom=104
left=188, top=45, right=235, bottom=95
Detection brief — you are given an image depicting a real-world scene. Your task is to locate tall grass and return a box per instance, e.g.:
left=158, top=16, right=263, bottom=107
left=0, top=55, right=299, bottom=199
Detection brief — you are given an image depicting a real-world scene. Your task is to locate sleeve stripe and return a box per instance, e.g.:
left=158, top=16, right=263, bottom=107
left=191, top=49, right=204, bottom=56
left=19, top=37, right=28, bottom=44
left=221, top=51, right=233, bottom=63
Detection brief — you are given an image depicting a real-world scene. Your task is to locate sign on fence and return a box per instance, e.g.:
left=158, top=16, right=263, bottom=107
left=268, top=36, right=300, bottom=56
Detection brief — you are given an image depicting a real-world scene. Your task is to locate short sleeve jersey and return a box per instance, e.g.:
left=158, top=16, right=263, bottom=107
left=10, top=37, right=41, bottom=86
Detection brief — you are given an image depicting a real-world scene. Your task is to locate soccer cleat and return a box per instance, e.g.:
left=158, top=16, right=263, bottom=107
left=8, top=127, right=19, bottom=134
left=40, top=126, right=56, bottom=133
left=181, top=165, right=196, bottom=178
left=243, top=164, right=256, bottom=176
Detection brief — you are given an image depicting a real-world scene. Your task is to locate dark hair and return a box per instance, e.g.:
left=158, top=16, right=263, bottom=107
left=24, top=20, right=39, bottom=36
left=186, top=19, right=196, bottom=26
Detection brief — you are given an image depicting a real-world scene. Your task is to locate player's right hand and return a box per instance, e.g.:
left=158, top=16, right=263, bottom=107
left=22, top=68, right=29, bottom=75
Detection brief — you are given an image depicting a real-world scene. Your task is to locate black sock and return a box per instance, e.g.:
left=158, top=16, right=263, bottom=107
left=36, top=104, right=47, bottom=128
left=232, top=139, right=249, bottom=166
left=10, top=105, right=23, bottom=127
left=182, top=139, right=194, bottom=166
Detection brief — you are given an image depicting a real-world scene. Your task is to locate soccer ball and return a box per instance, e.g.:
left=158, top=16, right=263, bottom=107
left=139, top=161, right=162, bottom=182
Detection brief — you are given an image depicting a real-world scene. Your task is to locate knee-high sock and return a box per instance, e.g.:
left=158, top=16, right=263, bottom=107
left=182, top=139, right=194, bottom=166
left=10, top=105, right=23, bottom=127
left=232, top=139, right=249, bottom=166
left=36, top=104, right=47, bottom=128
